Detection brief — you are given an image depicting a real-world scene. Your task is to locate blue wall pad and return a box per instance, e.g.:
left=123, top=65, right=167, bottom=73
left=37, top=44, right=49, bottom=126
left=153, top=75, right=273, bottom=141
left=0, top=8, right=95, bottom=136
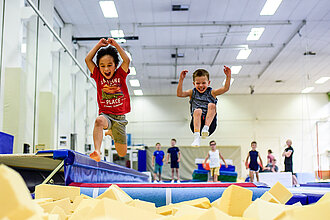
left=0, top=132, right=14, bottom=154
left=300, top=182, right=330, bottom=188
left=80, top=187, right=269, bottom=207
left=36, top=149, right=148, bottom=185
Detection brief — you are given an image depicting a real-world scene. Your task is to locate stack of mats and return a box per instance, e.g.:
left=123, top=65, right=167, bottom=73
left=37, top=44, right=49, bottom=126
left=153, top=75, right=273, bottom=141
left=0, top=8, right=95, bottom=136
left=192, top=163, right=237, bottom=182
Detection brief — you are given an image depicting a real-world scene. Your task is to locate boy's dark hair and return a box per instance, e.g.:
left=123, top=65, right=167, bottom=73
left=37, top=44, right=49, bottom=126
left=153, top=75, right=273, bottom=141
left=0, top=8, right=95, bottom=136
left=251, top=141, right=257, bottom=145
left=192, top=69, right=209, bottom=81
left=96, top=46, right=120, bottom=67
left=156, top=143, right=161, bottom=146
left=268, top=149, right=272, bottom=153
left=171, top=138, right=176, bottom=143
left=209, top=140, right=216, bottom=145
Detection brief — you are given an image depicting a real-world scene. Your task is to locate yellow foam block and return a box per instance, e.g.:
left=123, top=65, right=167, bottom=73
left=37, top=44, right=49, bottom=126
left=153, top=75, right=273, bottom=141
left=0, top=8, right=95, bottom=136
left=72, top=194, right=92, bottom=210
left=260, top=191, right=281, bottom=204
left=218, top=185, right=253, bottom=217
left=196, top=207, right=233, bottom=220
left=85, top=198, right=162, bottom=220
left=316, top=192, right=330, bottom=204
left=211, top=197, right=221, bottom=208
left=243, top=198, right=289, bottom=220
left=69, top=199, right=100, bottom=220
left=34, top=198, right=54, bottom=205
left=35, top=184, right=80, bottom=202
left=0, top=164, right=44, bottom=219
left=50, top=206, right=66, bottom=220
left=156, top=204, right=176, bottom=216
left=96, top=184, right=133, bottom=203
left=177, top=197, right=211, bottom=209
left=126, top=199, right=156, bottom=212
left=44, top=214, right=61, bottom=220
left=268, top=182, right=293, bottom=204
left=173, top=204, right=207, bottom=217
left=40, top=198, right=72, bottom=215
left=274, top=200, right=330, bottom=220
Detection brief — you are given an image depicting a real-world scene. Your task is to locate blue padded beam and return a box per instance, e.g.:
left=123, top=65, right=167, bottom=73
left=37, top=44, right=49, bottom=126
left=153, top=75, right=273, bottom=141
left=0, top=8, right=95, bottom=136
left=36, top=149, right=148, bottom=185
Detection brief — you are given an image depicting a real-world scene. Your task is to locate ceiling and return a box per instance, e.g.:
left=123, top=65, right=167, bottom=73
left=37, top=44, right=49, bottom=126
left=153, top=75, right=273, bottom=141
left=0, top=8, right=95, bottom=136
left=54, top=0, right=330, bottom=95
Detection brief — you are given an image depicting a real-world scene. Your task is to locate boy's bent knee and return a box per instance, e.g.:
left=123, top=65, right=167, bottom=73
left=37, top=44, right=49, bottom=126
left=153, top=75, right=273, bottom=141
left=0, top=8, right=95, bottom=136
left=193, top=109, right=202, bottom=116
left=208, top=103, right=216, bottom=111
left=95, top=116, right=107, bottom=127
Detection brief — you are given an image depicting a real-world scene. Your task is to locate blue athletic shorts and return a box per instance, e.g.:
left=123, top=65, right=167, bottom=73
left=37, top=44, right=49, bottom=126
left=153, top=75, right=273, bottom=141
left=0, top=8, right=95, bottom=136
left=154, top=163, right=163, bottom=174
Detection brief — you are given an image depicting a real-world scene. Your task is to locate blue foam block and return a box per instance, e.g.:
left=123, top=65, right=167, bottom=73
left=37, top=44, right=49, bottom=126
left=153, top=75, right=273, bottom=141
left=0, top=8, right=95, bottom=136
left=193, top=169, right=209, bottom=174
left=0, top=132, right=14, bottom=154
left=220, top=171, right=237, bottom=176
left=286, top=193, right=308, bottom=205
left=304, top=193, right=324, bottom=204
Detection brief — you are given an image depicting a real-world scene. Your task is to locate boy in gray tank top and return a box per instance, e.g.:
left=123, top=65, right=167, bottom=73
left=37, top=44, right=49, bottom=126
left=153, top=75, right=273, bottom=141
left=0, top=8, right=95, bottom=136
left=177, top=67, right=231, bottom=146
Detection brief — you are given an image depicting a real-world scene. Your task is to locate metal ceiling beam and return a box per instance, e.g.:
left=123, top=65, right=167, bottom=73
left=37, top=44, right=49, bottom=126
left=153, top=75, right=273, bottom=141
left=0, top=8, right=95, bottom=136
left=148, top=75, right=251, bottom=80
left=72, top=36, right=139, bottom=43
left=257, top=20, right=306, bottom=79
left=144, top=61, right=261, bottom=66
left=142, top=44, right=273, bottom=50
left=137, top=20, right=292, bottom=28
left=211, top=25, right=231, bottom=66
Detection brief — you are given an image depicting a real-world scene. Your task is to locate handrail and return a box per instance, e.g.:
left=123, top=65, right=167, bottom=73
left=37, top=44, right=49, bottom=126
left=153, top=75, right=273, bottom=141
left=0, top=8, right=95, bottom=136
left=25, top=0, right=96, bottom=88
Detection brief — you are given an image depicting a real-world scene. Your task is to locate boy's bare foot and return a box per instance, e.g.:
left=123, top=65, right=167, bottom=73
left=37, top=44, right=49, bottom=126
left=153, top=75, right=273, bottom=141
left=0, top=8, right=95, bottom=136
left=90, top=151, right=101, bottom=162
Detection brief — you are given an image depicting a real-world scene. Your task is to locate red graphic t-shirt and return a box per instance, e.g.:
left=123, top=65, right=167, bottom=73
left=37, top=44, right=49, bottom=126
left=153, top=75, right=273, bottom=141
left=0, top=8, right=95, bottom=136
left=91, top=66, right=131, bottom=115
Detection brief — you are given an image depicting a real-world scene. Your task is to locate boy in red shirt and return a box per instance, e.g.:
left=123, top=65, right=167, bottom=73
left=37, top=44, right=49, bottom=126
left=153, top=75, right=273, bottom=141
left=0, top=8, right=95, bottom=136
left=85, top=38, right=131, bottom=162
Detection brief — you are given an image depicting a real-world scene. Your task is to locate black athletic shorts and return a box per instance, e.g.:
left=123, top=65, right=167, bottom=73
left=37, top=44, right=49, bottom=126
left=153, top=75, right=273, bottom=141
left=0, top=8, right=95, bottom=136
left=285, top=163, right=293, bottom=173
left=190, top=114, right=217, bottom=135
left=171, top=161, right=179, bottom=169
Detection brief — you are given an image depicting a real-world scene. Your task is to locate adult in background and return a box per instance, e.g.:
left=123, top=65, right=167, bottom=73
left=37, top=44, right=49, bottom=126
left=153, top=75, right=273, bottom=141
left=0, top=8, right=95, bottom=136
left=282, top=139, right=299, bottom=186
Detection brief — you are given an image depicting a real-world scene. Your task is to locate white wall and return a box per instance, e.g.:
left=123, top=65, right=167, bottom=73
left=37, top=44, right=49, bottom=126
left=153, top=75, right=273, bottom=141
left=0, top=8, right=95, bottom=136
left=127, top=94, right=330, bottom=177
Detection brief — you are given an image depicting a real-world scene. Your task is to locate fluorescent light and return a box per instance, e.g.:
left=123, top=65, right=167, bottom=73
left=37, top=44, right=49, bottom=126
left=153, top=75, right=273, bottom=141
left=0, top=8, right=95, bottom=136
left=110, top=30, right=124, bottom=38
left=130, top=79, right=140, bottom=87
left=301, top=87, right=314, bottom=93
left=247, top=27, right=265, bottom=41
left=130, top=67, right=136, bottom=75
left=315, top=77, right=330, bottom=84
left=231, top=66, right=242, bottom=74
left=236, top=49, right=252, bottom=59
left=134, top=89, right=143, bottom=96
left=260, top=0, right=283, bottom=15
left=99, top=1, right=118, bottom=18
left=21, top=43, right=26, bottom=54
left=223, top=78, right=234, bottom=86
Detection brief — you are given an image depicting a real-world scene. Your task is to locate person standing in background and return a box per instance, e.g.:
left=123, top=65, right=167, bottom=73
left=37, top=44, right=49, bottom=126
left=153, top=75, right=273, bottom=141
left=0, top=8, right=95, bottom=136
left=282, top=139, right=299, bottom=186
left=166, top=139, right=181, bottom=183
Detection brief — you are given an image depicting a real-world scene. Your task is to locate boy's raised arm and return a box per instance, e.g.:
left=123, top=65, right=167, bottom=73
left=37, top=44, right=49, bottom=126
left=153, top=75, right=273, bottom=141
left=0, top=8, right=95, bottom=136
left=85, top=38, right=109, bottom=73
left=212, top=66, right=231, bottom=97
left=177, top=70, right=192, bottom=97
left=108, top=38, right=130, bottom=73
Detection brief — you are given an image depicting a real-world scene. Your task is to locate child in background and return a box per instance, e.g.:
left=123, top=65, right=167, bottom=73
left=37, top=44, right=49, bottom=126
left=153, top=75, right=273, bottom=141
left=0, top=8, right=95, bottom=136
left=177, top=67, right=231, bottom=146
left=85, top=38, right=131, bottom=162
left=245, top=141, right=264, bottom=182
left=204, top=140, right=228, bottom=182
left=267, top=149, right=275, bottom=165
left=166, top=139, right=181, bottom=183
left=152, top=143, right=165, bottom=183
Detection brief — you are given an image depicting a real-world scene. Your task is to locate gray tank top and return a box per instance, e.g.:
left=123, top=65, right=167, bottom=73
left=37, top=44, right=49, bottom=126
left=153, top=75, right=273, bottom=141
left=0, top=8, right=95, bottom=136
left=190, top=87, right=217, bottom=116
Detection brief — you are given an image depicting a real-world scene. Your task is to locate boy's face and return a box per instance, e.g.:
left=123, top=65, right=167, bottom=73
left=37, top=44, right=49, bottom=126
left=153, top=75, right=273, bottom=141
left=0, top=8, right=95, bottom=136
left=171, top=140, right=176, bottom=146
left=193, top=76, right=210, bottom=94
left=251, top=143, right=257, bottom=150
left=99, top=55, right=117, bottom=80
left=156, top=144, right=161, bottom=150
left=210, top=142, right=216, bottom=150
